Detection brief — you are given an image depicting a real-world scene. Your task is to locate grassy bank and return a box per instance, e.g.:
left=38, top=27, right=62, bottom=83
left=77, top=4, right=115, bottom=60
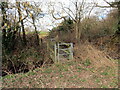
left=2, top=58, right=118, bottom=88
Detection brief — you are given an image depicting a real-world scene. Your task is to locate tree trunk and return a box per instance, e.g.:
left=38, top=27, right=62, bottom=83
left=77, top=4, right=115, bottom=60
left=16, top=2, right=27, bottom=46
left=34, top=23, right=40, bottom=46
left=21, top=20, right=27, bottom=46
left=75, top=22, right=78, bottom=40
left=32, top=16, right=40, bottom=46
left=117, top=2, right=120, bottom=35
left=1, top=2, right=7, bottom=49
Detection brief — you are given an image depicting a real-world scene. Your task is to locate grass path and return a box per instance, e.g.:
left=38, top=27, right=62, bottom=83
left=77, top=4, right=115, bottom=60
left=1, top=58, right=118, bottom=88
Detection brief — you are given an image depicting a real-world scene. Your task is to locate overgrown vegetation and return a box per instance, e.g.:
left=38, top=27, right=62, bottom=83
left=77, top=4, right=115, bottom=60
left=0, top=0, right=119, bottom=88
left=0, top=2, right=52, bottom=76
left=2, top=59, right=118, bottom=88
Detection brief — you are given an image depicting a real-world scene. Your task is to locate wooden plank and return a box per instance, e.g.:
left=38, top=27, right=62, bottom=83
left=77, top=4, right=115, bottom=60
left=54, top=44, right=57, bottom=62
left=59, top=53, right=70, bottom=55
left=59, top=50, right=70, bottom=54
left=59, top=48, right=71, bottom=51
left=58, top=43, right=59, bottom=62
left=70, top=43, right=73, bottom=60
left=59, top=43, right=71, bottom=45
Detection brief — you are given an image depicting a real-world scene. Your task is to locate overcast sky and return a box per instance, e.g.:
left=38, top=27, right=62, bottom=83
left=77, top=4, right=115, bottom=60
left=1, top=0, right=115, bottom=31
left=39, top=0, right=114, bottom=31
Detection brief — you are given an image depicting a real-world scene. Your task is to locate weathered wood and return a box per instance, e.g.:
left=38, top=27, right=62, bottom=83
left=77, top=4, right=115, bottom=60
left=70, top=43, right=74, bottom=60
left=58, top=43, right=60, bottom=62
left=59, top=48, right=71, bottom=50
left=59, top=43, right=71, bottom=45
left=55, top=42, right=73, bottom=62
left=54, top=44, right=57, bottom=62
left=59, top=53, right=70, bottom=55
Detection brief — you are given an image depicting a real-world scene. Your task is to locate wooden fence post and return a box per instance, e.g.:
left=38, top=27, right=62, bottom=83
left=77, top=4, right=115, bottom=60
left=54, top=44, right=57, bottom=62
left=58, top=43, right=59, bottom=62
left=70, top=43, right=73, bottom=60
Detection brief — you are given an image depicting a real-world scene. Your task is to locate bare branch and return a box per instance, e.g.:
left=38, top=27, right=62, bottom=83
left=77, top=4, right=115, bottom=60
left=104, top=0, right=115, bottom=7
left=64, top=7, right=75, bottom=17
left=95, top=0, right=118, bottom=8
left=51, top=6, right=67, bottom=20
left=60, top=3, right=76, bottom=22
left=88, top=4, right=96, bottom=18
left=95, top=5, right=112, bottom=8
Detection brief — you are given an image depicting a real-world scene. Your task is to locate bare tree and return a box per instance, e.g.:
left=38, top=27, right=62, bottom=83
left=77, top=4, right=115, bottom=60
left=48, top=0, right=95, bottom=42
left=22, top=2, right=43, bottom=46
left=1, top=2, right=8, bottom=49
left=95, top=0, right=120, bottom=39
left=16, top=2, right=27, bottom=46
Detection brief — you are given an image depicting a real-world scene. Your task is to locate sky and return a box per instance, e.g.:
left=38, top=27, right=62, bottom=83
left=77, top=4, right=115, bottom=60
left=39, top=0, right=114, bottom=31
left=0, top=0, right=115, bottom=31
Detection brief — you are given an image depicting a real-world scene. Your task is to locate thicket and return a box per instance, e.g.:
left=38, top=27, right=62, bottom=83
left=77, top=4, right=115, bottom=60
left=49, top=9, right=118, bottom=43
left=1, top=1, right=119, bottom=76
left=1, top=2, right=52, bottom=76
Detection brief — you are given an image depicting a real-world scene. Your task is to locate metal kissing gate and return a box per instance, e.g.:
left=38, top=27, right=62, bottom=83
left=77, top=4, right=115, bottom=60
left=54, top=43, right=73, bottom=62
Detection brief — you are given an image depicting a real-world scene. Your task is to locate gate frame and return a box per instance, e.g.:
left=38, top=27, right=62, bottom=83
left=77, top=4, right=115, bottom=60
left=54, top=42, right=73, bottom=62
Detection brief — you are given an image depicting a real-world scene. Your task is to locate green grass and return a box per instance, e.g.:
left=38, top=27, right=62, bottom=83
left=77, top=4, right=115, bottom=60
left=101, top=85, right=109, bottom=88
left=110, top=82, right=118, bottom=87
left=55, top=63, right=69, bottom=72
left=2, top=74, right=15, bottom=79
left=95, top=78, right=101, bottom=83
left=39, top=31, right=49, bottom=35
left=77, top=78, right=86, bottom=82
left=27, top=71, right=37, bottom=76
left=101, top=72, right=109, bottom=76
left=42, top=68, right=52, bottom=73
left=82, top=59, right=91, bottom=66
left=59, top=74, right=64, bottom=78
left=2, top=59, right=118, bottom=88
